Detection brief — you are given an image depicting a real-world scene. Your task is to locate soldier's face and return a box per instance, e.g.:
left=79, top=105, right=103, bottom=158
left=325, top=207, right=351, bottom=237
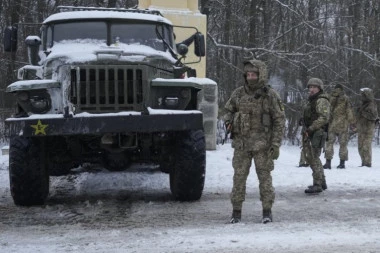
left=246, top=71, right=259, bottom=83
left=308, top=85, right=320, bottom=96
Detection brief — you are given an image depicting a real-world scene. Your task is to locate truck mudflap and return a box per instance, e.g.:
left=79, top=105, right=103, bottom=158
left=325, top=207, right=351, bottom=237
left=5, top=112, right=203, bottom=137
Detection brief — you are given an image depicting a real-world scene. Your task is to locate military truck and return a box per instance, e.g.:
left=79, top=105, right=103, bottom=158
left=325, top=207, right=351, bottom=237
left=3, top=6, right=215, bottom=206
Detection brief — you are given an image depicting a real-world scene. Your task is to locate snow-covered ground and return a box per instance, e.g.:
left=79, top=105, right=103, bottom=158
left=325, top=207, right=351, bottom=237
left=0, top=143, right=380, bottom=252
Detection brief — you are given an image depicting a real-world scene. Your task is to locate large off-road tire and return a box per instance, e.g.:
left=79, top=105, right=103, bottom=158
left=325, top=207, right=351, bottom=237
left=9, top=136, right=49, bottom=206
left=170, top=130, right=206, bottom=201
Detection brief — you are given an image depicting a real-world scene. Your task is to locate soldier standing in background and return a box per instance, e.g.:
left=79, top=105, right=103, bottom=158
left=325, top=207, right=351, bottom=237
left=323, top=84, right=355, bottom=169
left=302, top=78, right=330, bottom=194
left=224, top=59, right=285, bottom=224
left=355, top=88, right=379, bottom=167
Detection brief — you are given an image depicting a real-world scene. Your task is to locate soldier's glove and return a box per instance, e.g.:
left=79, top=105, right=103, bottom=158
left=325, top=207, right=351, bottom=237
left=225, top=121, right=233, bottom=133
left=376, top=118, right=379, bottom=125
left=304, top=128, right=312, bottom=138
left=269, top=145, right=280, bottom=160
left=225, top=120, right=232, bottom=130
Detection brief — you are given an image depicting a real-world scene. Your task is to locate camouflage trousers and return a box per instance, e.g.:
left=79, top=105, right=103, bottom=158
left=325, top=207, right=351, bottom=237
left=231, top=149, right=274, bottom=211
left=358, top=126, right=375, bottom=165
left=325, top=130, right=349, bottom=161
left=302, top=140, right=326, bottom=186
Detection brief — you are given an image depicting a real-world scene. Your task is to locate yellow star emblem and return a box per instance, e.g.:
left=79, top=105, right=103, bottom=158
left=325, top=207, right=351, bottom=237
left=31, top=120, right=48, bottom=135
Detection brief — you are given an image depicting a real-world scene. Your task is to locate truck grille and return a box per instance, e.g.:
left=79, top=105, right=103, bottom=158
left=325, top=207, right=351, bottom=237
left=70, top=66, right=144, bottom=113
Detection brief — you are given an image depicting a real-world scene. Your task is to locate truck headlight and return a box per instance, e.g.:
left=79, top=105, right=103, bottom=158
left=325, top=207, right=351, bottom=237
left=164, top=97, right=179, bottom=109
left=16, top=90, right=52, bottom=114
left=30, top=96, right=51, bottom=113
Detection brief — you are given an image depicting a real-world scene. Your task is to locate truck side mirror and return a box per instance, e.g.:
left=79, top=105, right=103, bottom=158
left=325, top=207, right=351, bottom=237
left=4, top=26, right=18, bottom=52
left=193, top=32, right=205, bottom=57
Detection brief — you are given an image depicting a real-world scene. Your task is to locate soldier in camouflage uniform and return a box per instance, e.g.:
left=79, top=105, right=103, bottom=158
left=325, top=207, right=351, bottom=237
left=302, top=78, right=330, bottom=194
left=355, top=88, right=379, bottom=167
left=323, top=84, right=355, bottom=169
left=224, top=59, right=285, bottom=224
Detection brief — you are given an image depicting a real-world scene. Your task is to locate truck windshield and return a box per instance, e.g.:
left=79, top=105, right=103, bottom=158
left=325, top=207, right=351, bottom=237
left=47, top=21, right=174, bottom=52
left=51, top=21, right=107, bottom=43
left=110, top=23, right=173, bottom=52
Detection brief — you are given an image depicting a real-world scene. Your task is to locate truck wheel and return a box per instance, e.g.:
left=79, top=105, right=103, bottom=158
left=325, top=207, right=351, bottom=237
left=9, top=136, right=49, bottom=206
left=170, top=130, right=206, bottom=201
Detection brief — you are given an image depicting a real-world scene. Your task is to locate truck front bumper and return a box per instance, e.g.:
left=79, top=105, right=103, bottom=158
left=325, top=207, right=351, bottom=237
left=5, top=112, right=203, bottom=137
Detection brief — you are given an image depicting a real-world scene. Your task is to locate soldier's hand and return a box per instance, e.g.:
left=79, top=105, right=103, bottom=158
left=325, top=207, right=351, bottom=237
left=225, top=121, right=232, bottom=132
left=298, top=118, right=304, bottom=126
left=269, top=145, right=280, bottom=160
left=350, top=125, right=357, bottom=133
left=303, top=128, right=311, bottom=138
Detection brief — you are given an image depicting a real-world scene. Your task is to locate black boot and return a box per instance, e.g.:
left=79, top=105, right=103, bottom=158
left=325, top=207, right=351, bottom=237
left=262, top=209, right=272, bottom=224
left=305, top=184, right=323, bottom=194
left=337, top=160, right=345, bottom=169
left=230, top=210, right=241, bottom=224
left=360, top=162, right=372, bottom=167
left=321, top=180, right=327, bottom=190
left=323, top=159, right=331, bottom=169
left=308, top=182, right=327, bottom=190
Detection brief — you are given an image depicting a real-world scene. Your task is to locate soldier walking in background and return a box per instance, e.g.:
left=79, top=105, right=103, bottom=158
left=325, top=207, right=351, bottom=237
left=302, top=78, right=330, bottom=194
left=354, top=88, right=379, bottom=167
left=224, top=59, right=285, bottom=224
left=323, top=84, right=355, bottom=169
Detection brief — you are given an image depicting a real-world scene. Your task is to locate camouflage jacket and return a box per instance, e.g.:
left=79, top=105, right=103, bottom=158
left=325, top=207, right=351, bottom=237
left=356, top=88, right=378, bottom=128
left=303, top=92, right=330, bottom=133
left=328, top=90, right=354, bottom=132
left=224, top=85, right=285, bottom=151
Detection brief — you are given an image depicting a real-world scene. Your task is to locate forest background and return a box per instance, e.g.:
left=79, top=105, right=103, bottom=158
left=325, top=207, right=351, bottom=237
left=1, top=0, right=380, bottom=145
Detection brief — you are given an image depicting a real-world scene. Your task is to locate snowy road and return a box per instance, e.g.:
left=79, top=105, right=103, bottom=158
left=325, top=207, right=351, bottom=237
left=0, top=144, right=380, bottom=252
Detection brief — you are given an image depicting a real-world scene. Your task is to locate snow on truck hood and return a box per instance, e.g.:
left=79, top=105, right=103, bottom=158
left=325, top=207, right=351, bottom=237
left=44, top=40, right=176, bottom=63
